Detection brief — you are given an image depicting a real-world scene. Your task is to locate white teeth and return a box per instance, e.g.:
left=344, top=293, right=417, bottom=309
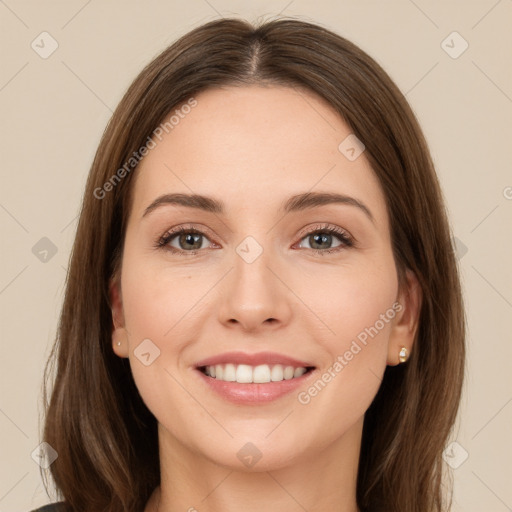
left=253, top=364, right=271, bottom=383
left=283, top=366, right=295, bottom=380
left=294, top=367, right=306, bottom=378
left=203, top=363, right=310, bottom=383
left=224, top=363, right=236, bottom=382
left=271, top=364, right=284, bottom=381
left=236, top=364, right=253, bottom=383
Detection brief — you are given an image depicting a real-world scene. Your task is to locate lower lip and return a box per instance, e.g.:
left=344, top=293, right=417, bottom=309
left=196, top=368, right=315, bottom=404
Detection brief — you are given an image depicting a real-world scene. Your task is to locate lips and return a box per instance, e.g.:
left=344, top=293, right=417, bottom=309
left=194, top=351, right=317, bottom=404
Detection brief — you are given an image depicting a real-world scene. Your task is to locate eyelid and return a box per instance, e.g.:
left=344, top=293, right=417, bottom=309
left=161, top=223, right=218, bottom=242
left=295, top=222, right=354, bottom=244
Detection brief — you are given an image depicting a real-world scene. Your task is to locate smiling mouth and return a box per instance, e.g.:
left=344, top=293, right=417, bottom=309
left=198, top=363, right=315, bottom=383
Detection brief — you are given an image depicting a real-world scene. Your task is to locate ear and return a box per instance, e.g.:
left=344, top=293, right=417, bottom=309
left=387, top=268, right=423, bottom=366
left=109, top=276, right=129, bottom=358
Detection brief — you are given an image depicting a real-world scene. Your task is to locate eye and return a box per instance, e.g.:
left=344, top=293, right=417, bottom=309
left=295, top=224, right=354, bottom=255
left=155, top=225, right=215, bottom=255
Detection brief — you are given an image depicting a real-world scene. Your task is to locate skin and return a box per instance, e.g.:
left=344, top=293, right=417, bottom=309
left=110, top=84, right=422, bottom=512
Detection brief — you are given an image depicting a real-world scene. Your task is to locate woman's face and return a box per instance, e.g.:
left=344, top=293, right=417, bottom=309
left=111, top=84, right=416, bottom=471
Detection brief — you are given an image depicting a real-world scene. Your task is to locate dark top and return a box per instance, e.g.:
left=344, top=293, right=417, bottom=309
left=30, top=504, right=66, bottom=512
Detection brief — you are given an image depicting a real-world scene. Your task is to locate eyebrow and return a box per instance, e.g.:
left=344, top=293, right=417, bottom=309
left=142, top=191, right=374, bottom=223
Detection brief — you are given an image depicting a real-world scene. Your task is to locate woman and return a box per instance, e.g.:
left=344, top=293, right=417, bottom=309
left=34, top=17, right=465, bottom=512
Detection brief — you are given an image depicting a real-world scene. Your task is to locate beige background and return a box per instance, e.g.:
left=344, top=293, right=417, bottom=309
left=1, top=1, right=511, bottom=510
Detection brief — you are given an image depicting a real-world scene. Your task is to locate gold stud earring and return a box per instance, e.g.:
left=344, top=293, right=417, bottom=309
left=398, top=347, right=409, bottom=363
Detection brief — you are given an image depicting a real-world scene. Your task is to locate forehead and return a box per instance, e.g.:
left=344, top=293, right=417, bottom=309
left=131, top=85, right=387, bottom=223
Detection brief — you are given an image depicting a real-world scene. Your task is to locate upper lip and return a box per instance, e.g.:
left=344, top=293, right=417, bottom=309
left=195, top=351, right=315, bottom=369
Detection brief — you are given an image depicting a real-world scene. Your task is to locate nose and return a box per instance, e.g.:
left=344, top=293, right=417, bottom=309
left=217, top=245, right=293, bottom=333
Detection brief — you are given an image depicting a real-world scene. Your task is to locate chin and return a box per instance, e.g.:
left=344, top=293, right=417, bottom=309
left=206, top=443, right=305, bottom=473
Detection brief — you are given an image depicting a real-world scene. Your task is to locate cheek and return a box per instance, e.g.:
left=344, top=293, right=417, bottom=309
left=119, top=251, right=211, bottom=413
left=290, top=254, right=398, bottom=414
left=294, top=253, right=398, bottom=349
left=120, top=249, right=205, bottom=343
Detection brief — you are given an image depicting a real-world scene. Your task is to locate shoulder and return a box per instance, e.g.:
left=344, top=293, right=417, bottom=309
left=30, top=503, right=67, bottom=512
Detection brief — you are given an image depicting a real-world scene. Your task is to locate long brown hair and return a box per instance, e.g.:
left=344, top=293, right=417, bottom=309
left=41, top=17, right=465, bottom=512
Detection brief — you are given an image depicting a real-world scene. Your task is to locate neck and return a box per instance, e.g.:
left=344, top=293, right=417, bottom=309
left=146, top=417, right=363, bottom=512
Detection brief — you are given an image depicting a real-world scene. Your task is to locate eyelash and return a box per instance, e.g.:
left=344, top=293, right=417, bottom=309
left=155, top=223, right=355, bottom=257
